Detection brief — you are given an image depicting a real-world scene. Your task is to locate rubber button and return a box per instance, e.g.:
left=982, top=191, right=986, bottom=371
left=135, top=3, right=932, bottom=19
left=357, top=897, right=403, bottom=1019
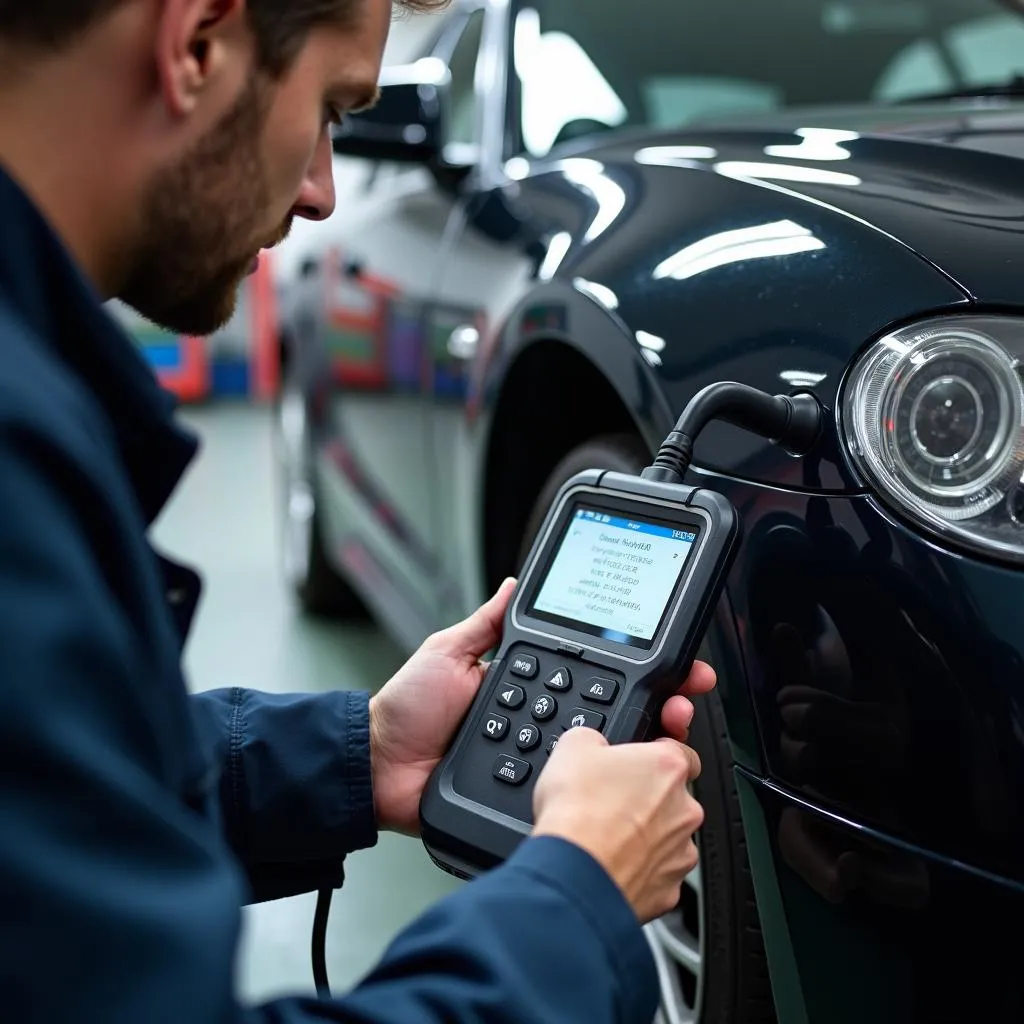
left=531, top=693, right=558, bottom=721
left=565, top=707, right=605, bottom=732
left=509, top=654, right=538, bottom=679
left=482, top=713, right=509, bottom=740
left=582, top=677, right=618, bottom=704
left=544, top=667, right=572, bottom=692
left=515, top=723, right=541, bottom=751
left=496, top=684, right=525, bottom=710
left=493, top=755, right=531, bottom=786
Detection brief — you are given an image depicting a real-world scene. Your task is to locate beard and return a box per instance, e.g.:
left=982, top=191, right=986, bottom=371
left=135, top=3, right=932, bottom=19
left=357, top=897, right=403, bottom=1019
left=119, top=76, right=289, bottom=338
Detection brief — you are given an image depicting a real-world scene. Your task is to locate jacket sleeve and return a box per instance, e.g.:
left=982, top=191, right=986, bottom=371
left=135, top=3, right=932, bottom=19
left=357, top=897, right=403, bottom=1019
left=0, top=411, right=660, bottom=1024
left=189, top=687, right=377, bottom=903
left=264, top=835, right=662, bottom=1024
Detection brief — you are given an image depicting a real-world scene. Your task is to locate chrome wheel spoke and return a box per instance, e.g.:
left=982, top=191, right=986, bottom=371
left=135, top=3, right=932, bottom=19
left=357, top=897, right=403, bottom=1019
left=645, top=922, right=697, bottom=1024
left=647, top=916, right=701, bottom=975
left=646, top=853, right=704, bottom=1024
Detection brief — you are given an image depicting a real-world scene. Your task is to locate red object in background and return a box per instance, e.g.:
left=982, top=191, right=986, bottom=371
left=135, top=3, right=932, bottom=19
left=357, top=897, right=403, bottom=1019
left=249, top=250, right=280, bottom=400
left=158, top=334, right=210, bottom=402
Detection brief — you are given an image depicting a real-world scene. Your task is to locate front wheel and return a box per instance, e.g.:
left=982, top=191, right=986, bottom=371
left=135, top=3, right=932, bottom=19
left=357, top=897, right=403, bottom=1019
left=518, top=434, right=775, bottom=1024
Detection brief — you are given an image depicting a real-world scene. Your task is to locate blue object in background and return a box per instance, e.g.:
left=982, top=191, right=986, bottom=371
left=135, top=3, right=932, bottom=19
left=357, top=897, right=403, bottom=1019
left=211, top=358, right=250, bottom=396
left=142, top=343, right=183, bottom=371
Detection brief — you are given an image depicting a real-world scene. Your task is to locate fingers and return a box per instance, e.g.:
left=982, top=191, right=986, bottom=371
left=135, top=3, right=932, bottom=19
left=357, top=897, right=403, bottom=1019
left=553, top=724, right=608, bottom=753
left=653, top=736, right=702, bottom=782
left=659, top=660, right=715, bottom=739
left=659, top=694, right=694, bottom=741
left=438, top=577, right=517, bottom=660
left=676, top=660, right=716, bottom=697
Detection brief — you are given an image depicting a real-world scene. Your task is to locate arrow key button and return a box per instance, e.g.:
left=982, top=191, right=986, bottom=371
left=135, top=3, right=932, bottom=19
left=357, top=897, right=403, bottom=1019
left=495, top=684, right=525, bottom=710
left=544, top=667, right=572, bottom=692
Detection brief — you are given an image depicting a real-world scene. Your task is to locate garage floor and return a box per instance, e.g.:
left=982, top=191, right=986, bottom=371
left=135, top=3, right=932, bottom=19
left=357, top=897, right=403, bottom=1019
left=151, top=402, right=461, bottom=1006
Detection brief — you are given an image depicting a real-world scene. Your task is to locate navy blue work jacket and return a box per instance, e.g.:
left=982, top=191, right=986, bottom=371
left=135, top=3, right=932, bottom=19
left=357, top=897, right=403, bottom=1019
left=0, top=163, right=658, bottom=1023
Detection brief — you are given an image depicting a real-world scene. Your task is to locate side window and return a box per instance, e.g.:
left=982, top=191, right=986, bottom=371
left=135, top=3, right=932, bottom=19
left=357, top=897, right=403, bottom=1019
left=876, top=13, right=1024, bottom=101
left=445, top=10, right=485, bottom=146
left=514, top=8, right=627, bottom=158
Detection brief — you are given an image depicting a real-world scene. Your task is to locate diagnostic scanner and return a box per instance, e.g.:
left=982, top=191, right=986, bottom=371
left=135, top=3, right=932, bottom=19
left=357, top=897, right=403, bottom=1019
left=419, top=382, right=822, bottom=880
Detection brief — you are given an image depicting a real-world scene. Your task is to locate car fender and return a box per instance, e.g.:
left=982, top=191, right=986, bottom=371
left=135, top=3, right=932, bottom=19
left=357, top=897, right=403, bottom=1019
left=490, top=149, right=974, bottom=492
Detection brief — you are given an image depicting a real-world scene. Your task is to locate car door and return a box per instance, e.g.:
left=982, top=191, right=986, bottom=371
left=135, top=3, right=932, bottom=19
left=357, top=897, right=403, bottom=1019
left=315, top=7, right=486, bottom=639
left=425, top=0, right=610, bottom=621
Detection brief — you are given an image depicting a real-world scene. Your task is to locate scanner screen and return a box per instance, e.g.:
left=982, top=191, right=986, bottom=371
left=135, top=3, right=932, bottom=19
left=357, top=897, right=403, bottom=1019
left=529, top=507, right=699, bottom=648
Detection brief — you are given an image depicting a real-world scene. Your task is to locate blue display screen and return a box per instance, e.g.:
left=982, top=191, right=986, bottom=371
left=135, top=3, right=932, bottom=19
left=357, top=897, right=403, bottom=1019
left=530, top=507, right=698, bottom=647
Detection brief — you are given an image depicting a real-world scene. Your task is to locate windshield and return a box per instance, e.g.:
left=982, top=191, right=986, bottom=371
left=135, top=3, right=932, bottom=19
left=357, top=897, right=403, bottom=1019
left=512, top=0, right=1024, bottom=156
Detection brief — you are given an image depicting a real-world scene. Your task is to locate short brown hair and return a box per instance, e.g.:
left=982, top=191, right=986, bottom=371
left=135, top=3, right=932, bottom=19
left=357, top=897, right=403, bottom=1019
left=0, top=0, right=450, bottom=75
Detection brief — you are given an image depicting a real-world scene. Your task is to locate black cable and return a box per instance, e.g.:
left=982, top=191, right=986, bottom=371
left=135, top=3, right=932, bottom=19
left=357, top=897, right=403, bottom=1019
left=312, top=887, right=333, bottom=998
left=641, top=382, right=822, bottom=485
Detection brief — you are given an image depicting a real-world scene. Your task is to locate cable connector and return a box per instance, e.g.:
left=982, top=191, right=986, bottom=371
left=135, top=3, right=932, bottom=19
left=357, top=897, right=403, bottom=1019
left=641, top=382, right=822, bottom=485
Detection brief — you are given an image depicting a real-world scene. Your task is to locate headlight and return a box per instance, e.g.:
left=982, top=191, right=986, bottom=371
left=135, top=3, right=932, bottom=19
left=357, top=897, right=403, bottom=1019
left=843, top=315, right=1024, bottom=562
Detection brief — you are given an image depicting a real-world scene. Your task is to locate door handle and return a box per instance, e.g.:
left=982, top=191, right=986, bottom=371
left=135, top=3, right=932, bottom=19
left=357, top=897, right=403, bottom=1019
left=446, top=324, right=480, bottom=361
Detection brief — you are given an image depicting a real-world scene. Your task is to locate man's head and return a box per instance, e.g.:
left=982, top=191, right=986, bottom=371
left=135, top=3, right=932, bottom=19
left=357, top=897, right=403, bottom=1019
left=0, top=0, right=447, bottom=334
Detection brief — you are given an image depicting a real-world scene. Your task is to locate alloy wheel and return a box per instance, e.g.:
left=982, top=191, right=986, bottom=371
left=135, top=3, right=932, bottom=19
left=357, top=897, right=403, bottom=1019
left=646, top=852, right=704, bottom=1024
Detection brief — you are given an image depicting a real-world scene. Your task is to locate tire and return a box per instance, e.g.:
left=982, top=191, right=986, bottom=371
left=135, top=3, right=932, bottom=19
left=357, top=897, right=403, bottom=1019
left=517, top=434, right=775, bottom=1024
left=273, top=368, right=368, bottom=620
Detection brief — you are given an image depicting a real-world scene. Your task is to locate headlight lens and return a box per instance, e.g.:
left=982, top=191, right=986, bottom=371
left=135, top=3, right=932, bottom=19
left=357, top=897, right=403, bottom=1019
left=843, top=316, right=1024, bottom=561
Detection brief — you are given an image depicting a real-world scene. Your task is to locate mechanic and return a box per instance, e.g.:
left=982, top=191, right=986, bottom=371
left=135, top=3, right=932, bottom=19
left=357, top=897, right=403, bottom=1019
left=0, top=1, right=712, bottom=1021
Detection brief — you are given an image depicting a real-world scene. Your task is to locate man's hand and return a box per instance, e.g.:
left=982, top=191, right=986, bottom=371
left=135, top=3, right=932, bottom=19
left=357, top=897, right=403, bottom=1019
left=533, top=729, right=705, bottom=923
left=368, top=577, right=717, bottom=834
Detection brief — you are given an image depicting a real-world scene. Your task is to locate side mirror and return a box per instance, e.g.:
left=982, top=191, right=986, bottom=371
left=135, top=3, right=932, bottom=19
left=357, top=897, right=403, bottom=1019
left=331, top=59, right=445, bottom=165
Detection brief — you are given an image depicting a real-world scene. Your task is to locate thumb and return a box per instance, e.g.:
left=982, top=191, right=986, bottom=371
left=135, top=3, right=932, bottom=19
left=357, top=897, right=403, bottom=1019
left=557, top=723, right=609, bottom=750
left=443, top=577, right=517, bottom=661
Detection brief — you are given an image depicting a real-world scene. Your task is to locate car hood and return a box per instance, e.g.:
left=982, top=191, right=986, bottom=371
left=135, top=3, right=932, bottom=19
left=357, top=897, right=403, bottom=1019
left=584, top=100, right=1024, bottom=305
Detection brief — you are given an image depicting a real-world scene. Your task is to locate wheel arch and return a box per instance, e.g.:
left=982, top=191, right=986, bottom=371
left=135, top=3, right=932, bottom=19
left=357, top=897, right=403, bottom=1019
left=476, top=277, right=680, bottom=594
left=481, top=338, right=647, bottom=594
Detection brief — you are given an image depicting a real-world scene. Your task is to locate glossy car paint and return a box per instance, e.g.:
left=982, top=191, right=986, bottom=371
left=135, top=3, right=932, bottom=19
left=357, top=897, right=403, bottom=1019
left=734, top=771, right=1024, bottom=1024
left=288, top=0, right=1024, bottom=1016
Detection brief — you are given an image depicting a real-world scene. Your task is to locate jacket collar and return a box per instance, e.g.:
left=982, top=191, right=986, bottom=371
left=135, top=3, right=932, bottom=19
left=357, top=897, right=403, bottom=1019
left=0, top=162, right=199, bottom=525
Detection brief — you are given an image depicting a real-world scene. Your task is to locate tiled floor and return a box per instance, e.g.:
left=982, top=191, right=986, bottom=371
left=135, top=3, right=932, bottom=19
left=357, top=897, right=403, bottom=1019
left=152, top=401, right=460, bottom=1005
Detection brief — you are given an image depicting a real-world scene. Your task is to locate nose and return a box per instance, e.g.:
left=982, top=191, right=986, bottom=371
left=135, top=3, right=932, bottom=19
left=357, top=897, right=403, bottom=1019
left=292, top=128, right=336, bottom=222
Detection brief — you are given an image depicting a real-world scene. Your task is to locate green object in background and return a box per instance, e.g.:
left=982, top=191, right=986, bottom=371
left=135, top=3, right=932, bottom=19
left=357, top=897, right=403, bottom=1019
left=132, top=322, right=180, bottom=346
left=106, top=299, right=179, bottom=349
left=326, top=325, right=376, bottom=367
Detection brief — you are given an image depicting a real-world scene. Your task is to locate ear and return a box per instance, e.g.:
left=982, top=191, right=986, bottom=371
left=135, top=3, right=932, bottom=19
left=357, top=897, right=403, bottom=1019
left=154, top=0, right=251, bottom=119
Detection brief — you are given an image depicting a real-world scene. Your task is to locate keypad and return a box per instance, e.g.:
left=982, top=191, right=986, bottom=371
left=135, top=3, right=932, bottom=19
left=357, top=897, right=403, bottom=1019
left=463, top=644, right=626, bottom=811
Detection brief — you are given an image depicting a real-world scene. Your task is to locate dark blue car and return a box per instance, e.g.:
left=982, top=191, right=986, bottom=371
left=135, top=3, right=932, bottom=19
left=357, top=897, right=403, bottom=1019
left=277, top=1, right=1024, bottom=1019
